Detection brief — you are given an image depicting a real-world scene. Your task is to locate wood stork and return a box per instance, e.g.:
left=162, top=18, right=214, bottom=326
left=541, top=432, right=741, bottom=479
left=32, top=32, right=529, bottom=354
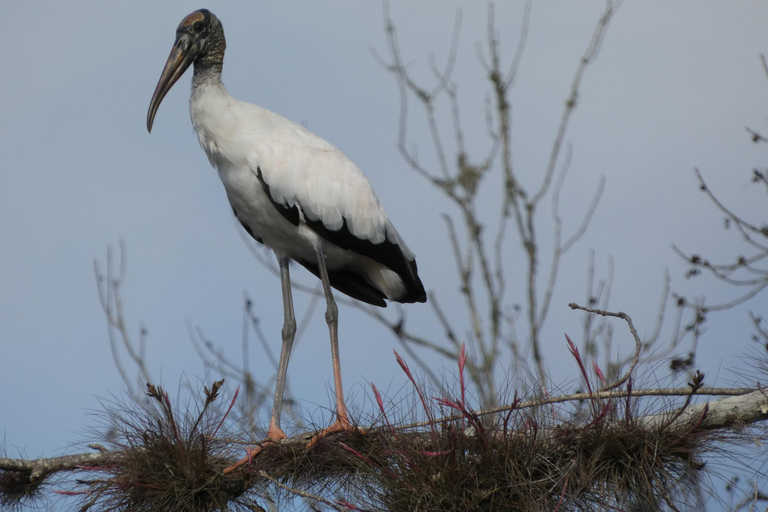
left=147, top=9, right=426, bottom=453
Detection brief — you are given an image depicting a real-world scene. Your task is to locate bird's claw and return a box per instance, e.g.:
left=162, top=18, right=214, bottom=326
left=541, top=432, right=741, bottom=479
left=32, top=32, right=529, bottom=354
left=222, top=427, right=286, bottom=474
left=222, top=444, right=266, bottom=474
left=306, top=415, right=356, bottom=449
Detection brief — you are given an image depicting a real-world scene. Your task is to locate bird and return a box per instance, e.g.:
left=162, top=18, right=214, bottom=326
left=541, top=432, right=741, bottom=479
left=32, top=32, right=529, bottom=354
left=146, top=9, right=426, bottom=459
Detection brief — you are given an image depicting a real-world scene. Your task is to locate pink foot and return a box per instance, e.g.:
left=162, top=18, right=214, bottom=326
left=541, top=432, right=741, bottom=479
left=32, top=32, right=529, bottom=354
left=222, top=423, right=288, bottom=474
left=306, top=415, right=355, bottom=449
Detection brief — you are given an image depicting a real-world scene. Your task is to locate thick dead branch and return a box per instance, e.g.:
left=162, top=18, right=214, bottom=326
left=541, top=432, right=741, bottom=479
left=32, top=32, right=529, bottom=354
left=3, top=385, right=763, bottom=476
left=638, top=388, right=768, bottom=430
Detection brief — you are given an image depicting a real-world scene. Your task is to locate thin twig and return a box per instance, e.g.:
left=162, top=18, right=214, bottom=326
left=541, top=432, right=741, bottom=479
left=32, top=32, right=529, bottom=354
left=568, top=303, right=641, bottom=391
left=95, top=242, right=151, bottom=399
left=397, top=386, right=760, bottom=432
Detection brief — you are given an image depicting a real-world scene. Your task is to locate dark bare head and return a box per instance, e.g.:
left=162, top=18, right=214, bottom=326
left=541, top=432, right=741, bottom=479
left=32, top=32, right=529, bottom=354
left=147, top=9, right=225, bottom=132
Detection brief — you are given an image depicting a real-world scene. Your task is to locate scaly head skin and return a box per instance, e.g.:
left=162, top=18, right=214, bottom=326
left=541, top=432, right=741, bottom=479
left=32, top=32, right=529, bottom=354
left=147, top=9, right=225, bottom=132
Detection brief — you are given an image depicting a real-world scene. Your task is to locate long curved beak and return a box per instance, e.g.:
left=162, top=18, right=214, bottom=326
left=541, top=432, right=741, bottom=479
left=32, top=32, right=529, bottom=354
left=147, top=35, right=196, bottom=133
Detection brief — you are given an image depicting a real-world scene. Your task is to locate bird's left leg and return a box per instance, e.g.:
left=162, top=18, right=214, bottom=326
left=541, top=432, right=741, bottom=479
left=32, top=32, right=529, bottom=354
left=308, top=244, right=353, bottom=447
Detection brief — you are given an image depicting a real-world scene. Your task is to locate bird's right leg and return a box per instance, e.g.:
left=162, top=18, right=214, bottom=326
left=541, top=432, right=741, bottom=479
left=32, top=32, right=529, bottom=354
left=269, top=255, right=296, bottom=440
left=223, top=255, right=295, bottom=474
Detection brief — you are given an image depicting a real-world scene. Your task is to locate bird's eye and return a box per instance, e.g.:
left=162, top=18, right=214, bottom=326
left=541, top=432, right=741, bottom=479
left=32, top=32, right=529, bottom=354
left=193, top=21, right=205, bottom=33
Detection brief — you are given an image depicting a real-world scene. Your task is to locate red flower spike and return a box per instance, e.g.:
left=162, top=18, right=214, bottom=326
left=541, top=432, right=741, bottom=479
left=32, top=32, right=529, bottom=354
left=435, top=396, right=460, bottom=411
left=565, top=334, right=579, bottom=359
left=394, top=350, right=413, bottom=380
left=371, top=383, right=396, bottom=435
left=593, top=362, right=606, bottom=384
left=394, top=350, right=435, bottom=429
left=565, top=334, right=594, bottom=400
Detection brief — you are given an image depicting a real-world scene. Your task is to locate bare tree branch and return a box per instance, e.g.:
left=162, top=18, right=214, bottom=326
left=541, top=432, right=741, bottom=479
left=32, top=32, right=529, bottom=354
left=95, top=242, right=151, bottom=399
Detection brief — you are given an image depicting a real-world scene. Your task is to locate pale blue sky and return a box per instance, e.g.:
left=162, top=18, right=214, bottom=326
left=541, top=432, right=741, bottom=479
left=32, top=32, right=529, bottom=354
left=2, top=1, right=767, bottom=508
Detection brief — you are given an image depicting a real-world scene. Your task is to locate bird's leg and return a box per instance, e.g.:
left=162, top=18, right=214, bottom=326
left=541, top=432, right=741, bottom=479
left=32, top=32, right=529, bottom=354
left=269, top=255, right=296, bottom=441
left=223, top=256, right=295, bottom=474
left=307, top=245, right=353, bottom=448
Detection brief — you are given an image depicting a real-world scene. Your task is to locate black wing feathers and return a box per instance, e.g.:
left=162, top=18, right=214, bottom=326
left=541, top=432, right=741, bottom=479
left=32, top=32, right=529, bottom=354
left=303, top=216, right=425, bottom=303
left=256, top=166, right=426, bottom=305
left=296, top=258, right=387, bottom=307
left=256, top=167, right=300, bottom=226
